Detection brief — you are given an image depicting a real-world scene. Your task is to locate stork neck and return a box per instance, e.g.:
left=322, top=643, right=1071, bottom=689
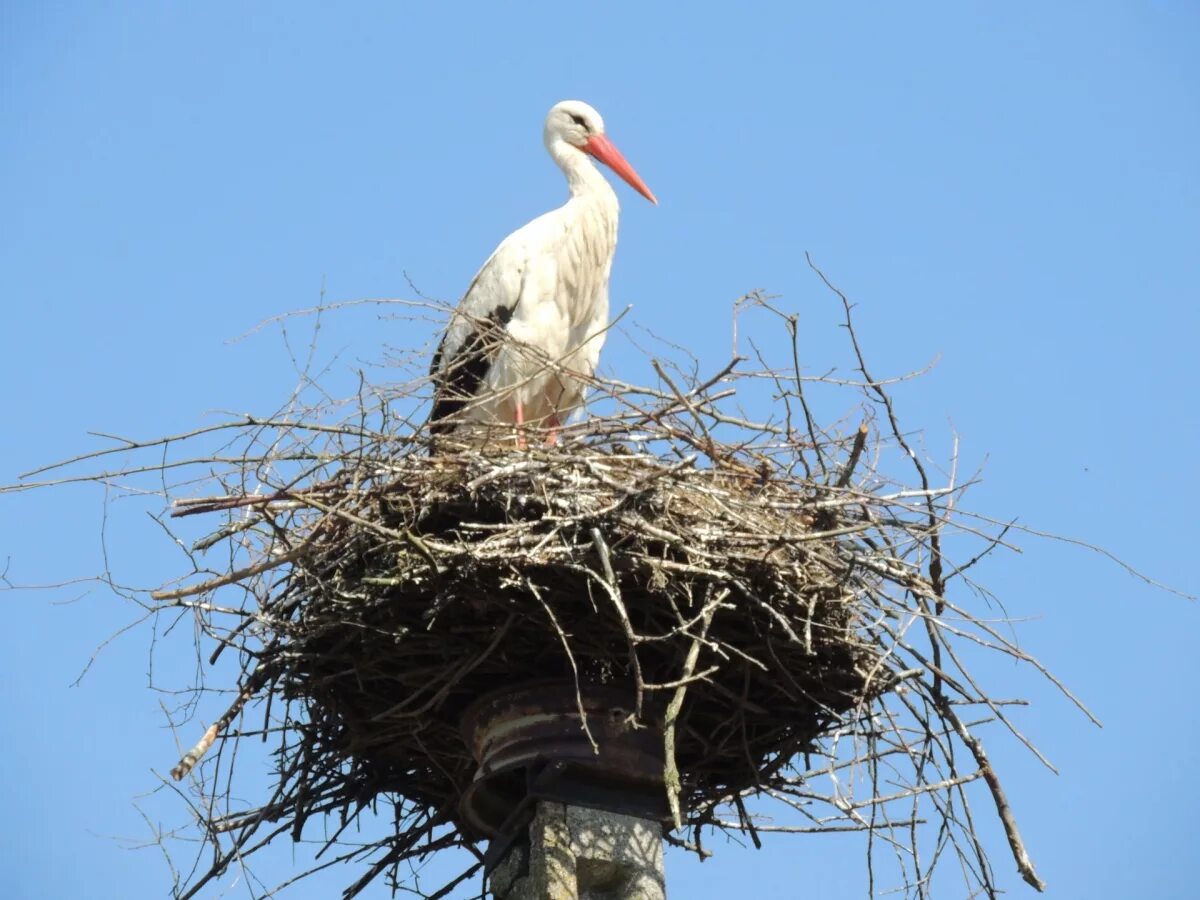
left=549, top=139, right=618, bottom=205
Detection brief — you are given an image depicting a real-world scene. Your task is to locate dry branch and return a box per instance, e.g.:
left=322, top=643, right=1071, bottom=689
left=10, top=286, right=1095, bottom=899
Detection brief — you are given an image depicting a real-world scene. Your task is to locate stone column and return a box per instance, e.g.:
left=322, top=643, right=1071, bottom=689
left=490, top=802, right=666, bottom=900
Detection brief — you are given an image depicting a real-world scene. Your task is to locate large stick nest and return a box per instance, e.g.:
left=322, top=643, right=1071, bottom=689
left=250, top=446, right=884, bottom=818
left=17, top=278, right=1087, bottom=899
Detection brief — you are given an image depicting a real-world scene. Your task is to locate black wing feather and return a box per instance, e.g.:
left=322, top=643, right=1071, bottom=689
left=428, top=305, right=514, bottom=436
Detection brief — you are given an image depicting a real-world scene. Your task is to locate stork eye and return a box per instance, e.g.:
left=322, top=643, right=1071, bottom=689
left=569, top=113, right=588, bottom=129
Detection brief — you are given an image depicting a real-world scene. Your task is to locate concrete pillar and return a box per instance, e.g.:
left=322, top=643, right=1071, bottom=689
left=490, top=802, right=666, bottom=900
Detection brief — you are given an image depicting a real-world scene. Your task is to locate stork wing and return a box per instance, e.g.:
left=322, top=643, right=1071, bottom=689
left=428, top=238, right=528, bottom=435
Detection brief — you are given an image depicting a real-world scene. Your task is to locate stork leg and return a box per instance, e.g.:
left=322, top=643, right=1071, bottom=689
left=514, top=400, right=527, bottom=450
left=544, top=414, right=561, bottom=447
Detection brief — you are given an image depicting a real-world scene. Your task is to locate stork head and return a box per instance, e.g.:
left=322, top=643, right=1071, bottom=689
left=544, top=100, right=657, bottom=205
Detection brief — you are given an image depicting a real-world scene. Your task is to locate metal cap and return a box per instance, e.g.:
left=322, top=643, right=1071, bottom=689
left=459, top=681, right=668, bottom=839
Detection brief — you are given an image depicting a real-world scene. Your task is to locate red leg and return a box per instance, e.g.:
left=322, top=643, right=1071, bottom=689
left=544, top=414, right=561, bottom=447
left=514, top=401, right=527, bottom=450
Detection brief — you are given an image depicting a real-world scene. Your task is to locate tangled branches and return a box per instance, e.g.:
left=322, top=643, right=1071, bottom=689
left=12, top=269, right=1093, bottom=898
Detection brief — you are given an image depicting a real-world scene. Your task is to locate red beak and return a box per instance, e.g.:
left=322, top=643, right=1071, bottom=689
left=582, top=134, right=658, bottom=205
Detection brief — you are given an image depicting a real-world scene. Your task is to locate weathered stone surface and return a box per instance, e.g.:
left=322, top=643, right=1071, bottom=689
left=490, top=803, right=665, bottom=899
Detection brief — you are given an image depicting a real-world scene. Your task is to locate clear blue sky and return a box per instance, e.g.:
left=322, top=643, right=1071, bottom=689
left=2, top=3, right=1197, bottom=898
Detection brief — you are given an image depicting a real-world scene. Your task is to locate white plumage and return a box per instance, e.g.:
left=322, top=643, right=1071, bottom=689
left=429, top=100, right=656, bottom=443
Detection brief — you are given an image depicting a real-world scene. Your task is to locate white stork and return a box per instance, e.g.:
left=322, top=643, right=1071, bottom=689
left=428, top=99, right=656, bottom=445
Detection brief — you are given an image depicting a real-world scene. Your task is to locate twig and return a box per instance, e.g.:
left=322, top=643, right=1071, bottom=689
left=939, top=699, right=1046, bottom=892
